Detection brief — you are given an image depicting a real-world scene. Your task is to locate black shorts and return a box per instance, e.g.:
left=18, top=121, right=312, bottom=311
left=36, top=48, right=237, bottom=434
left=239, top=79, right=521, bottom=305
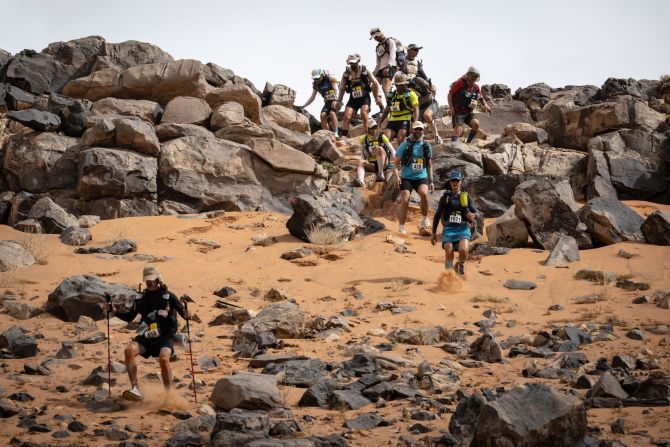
left=320, top=101, right=336, bottom=115
left=386, top=120, right=411, bottom=134
left=134, top=335, right=174, bottom=359
left=420, top=100, right=439, bottom=118
left=375, top=66, right=398, bottom=79
left=364, top=159, right=393, bottom=172
left=345, top=94, right=371, bottom=112
left=452, top=112, right=474, bottom=127
left=400, top=178, right=429, bottom=192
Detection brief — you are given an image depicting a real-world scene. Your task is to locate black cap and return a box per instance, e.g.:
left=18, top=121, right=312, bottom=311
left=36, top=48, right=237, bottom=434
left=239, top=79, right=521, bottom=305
left=407, top=44, right=423, bottom=50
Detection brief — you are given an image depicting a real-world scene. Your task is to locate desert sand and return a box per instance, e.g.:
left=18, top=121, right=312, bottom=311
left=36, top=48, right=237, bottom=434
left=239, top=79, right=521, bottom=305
left=0, top=199, right=669, bottom=446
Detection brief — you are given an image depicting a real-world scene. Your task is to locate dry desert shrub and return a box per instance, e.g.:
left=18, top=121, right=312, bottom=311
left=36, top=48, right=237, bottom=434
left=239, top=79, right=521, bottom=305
left=306, top=225, right=345, bottom=255
left=471, top=294, right=510, bottom=304
left=15, top=233, right=51, bottom=265
left=106, top=221, right=132, bottom=244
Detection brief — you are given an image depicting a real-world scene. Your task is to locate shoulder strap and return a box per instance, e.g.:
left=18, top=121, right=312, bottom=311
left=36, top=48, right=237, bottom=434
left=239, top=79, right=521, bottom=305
left=402, top=140, right=415, bottom=166
left=422, top=142, right=431, bottom=161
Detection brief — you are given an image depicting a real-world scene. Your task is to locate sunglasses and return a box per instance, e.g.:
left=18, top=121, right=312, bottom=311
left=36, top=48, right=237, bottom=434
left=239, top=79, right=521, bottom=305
left=449, top=179, right=461, bottom=182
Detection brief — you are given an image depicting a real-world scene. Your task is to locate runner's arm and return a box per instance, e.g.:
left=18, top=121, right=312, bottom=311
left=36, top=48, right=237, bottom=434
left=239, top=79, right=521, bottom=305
left=387, top=38, right=397, bottom=67
left=433, top=196, right=445, bottom=234
left=299, top=89, right=318, bottom=109
left=114, top=298, right=139, bottom=322
left=369, top=72, right=383, bottom=103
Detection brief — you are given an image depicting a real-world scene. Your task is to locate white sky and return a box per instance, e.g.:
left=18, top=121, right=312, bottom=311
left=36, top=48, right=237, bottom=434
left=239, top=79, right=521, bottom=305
left=1, top=0, right=668, bottom=115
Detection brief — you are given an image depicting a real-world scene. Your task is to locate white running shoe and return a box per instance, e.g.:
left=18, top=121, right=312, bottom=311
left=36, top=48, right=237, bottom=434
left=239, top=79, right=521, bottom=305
left=421, top=217, right=430, bottom=228
left=435, top=135, right=443, bottom=145
left=122, top=386, right=144, bottom=402
left=398, top=225, right=407, bottom=235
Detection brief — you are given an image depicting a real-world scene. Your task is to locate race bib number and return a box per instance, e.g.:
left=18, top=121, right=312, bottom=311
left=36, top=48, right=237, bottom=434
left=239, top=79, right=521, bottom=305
left=376, top=45, right=385, bottom=57
left=390, top=102, right=400, bottom=112
left=144, top=322, right=161, bottom=339
left=448, top=213, right=462, bottom=224
left=325, top=90, right=337, bottom=101
left=412, top=158, right=424, bottom=172
left=352, top=86, right=363, bottom=98
left=469, top=99, right=479, bottom=109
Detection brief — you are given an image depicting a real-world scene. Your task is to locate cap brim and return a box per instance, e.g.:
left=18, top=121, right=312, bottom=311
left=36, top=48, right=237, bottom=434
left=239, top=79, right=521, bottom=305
left=144, top=274, right=161, bottom=281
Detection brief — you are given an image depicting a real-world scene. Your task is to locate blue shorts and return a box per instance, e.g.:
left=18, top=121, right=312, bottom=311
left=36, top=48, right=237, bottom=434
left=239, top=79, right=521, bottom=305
left=441, top=225, right=471, bottom=247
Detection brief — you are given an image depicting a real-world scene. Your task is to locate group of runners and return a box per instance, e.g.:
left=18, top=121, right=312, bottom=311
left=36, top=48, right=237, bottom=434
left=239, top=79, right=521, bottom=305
left=300, top=26, right=485, bottom=274
left=104, top=27, right=487, bottom=402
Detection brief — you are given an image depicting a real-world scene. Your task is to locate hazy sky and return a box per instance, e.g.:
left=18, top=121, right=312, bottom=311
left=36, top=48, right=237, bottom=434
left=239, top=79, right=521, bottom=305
left=2, top=0, right=668, bottom=115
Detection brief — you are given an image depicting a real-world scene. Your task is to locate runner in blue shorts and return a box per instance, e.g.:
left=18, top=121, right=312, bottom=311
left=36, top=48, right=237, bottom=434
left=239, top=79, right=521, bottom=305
left=430, top=170, right=478, bottom=276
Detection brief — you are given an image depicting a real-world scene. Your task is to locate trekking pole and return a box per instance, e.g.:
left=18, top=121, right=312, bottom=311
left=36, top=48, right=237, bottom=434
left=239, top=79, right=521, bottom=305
left=180, top=296, right=197, bottom=404
left=104, top=292, right=112, bottom=398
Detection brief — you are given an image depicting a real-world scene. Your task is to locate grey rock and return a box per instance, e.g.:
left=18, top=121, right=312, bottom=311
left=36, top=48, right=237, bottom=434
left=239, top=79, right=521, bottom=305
left=470, top=383, right=587, bottom=447
left=28, top=197, right=78, bottom=234
left=60, top=226, right=92, bottom=246
left=261, top=359, right=327, bottom=387
left=625, top=329, right=645, bottom=340
left=6, top=109, right=60, bottom=132
left=344, top=412, right=383, bottom=430
left=74, top=239, right=137, bottom=255
left=0, top=325, right=38, bottom=358
left=587, top=372, right=629, bottom=400
left=642, top=211, right=670, bottom=246
left=234, top=301, right=305, bottom=345
left=329, top=390, right=372, bottom=410
left=209, top=408, right=270, bottom=447
left=504, top=279, right=537, bottom=290
left=387, top=327, right=444, bottom=345
left=0, top=398, right=20, bottom=418
left=486, top=205, right=529, bottom=248
left=579, top=197, right=644, bottom=245
left=45, top=274, right=139, bottom=321
left=470, top=334, right=502, bottom=363
left=512, top=176, right=591, bottom=250
left=280, top=247, right=314, bottom=260
left=0, top=240, right=35, bottom=272
left=544, top=235, right=580, bottom=266
left=211, top=373, right=283, bottom=411
left=298, top=380, right=335, bottom=408
left=250, top=353, right=308, bottom=369
left=91, top=97, right=162, bottom=124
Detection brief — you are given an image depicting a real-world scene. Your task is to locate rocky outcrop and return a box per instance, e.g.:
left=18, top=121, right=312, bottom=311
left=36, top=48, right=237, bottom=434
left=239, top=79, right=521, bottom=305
left=641, top=211, right=670, bottom=245
left=91, top=97, right=162, bottom=123
left=160, top=96, right=211, bottom=126
left=512, top=177, right=592, bottom=250
left=578, top=197, right=644, bottom=245
left=82, top=116, right=159, bottom=156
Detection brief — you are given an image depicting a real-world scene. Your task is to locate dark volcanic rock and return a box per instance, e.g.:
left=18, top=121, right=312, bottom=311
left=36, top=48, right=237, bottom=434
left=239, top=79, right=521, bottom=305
left=0, top=325, right=38, bottom=358
left=261, top=359, right=327, bottom=387
left=7, top=109, right=61, bottom=132
left=642, top=211, right=670, bottom=246
left=579, top=197, right=644, bottom=245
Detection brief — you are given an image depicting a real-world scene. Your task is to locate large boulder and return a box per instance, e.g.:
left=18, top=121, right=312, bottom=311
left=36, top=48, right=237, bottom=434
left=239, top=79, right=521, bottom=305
left=503, top=122, right=548, bottom=144
left=155, top=122, right=214, bottom=141
left=27, top=197, right=78, bottom=234
left=160, top=96, right=211, bottom=126
left=78, top=147, right=157, bottom=200
left=206, top=84, right=262, bottom=124
left=544, top=235, right=580, bottom=266
left=63, top=59, right=208, bottom=104
left=601, top=77, right=660, bottom=101
left=92, top=39, right=173, bottom=72
left=86, top=198, right=160, bottom=219
left=47, top=93, right=91, bottom=137
left=91, top=97, right=162, bottom=123
left=512, top=177, right=591, bottom=250
left=514, top=83, right=555, bottom=119
left=475, top=100, right=531, bottom=135
left=262, top=83, right=296, bottom=108
left=535, top=148, right=588, bottom=201
left=0, top=241, right=35, bottom=272
left=641, top=211, right=670, bottom=246
left=464, top=174, right=524, bottom=218
left=469, top=383, right=587, bottom=447
left=5, top=192, right=40, bottom=226
left=482, top=143, right=525, bottom=175
left=2, top=132, right=80, bottom=192
left=0, top=326, right=38, bottom=358
left=210, top=101, right=245, bottom=130
left=3, top=85, right=36, bottom=111
left=262, top=105, right=309, bottom=133
left=41, top=35, right=106, bottom=78
left=211, top=373, right=283, bottom=411
left=45, top=274, right=139, bottom=322
left=158, top=136, right=267, bottom=212
left=578, top=197, right=644, bottom=245
left=209, top=408, right=271, bottom=447
left=586, top=147, right=617, bottom=201
left=236, top=301, right=305, bottom=340
left=214, top=118, right=275, bottom=145
left=82, top=116, right=159, bottom=155
left=3, top=50, right=76, bottom=94
left=542, top=100, right=629, bottom=150
left=246, top=138, right=316, bottom=175
left=7, top=109, right=61, bottom=132
left=486, top=206, right=528, bottom=248
left=286, top=193, right=370, bottom=242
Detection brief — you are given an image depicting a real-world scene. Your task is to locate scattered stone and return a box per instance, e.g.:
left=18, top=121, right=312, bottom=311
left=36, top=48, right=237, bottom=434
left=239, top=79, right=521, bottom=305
left=264, top=288, right=291, bottom=302
left=470, top=334, right=503, bottom=363
left=280, top=247, right=314, bottom=260
left=0, top=325, right=38, bottom=358
left=261, top=359, right=327, bottom=387
left=0, top=398, right=20, bottom=418
left=60, top=226, right=92, bottom=246
left=548, top=304, right=564, bottom=311
left=388, top=327, right=444, bottom=345
left=56, top=341, right=75, bottom=359
left=611, top=418, right=626, bottom=434
left=298, top=380, right=335, bottom=408
left=74, top=239, right=137, bottom=255
left=329, top=390, right=372, bottom=410
left=504, top=279, right=537, bottom=290
left=574, top=269, right=616, bottom=284
left=213, top=287, right=237, bottom=298
left=344, top=412, right=383, bottom=430
left=626, top=329, right=645, bottom=340
left=641, top=211, right=670, bottom=246
left=198, top=356, right=221, bottom=372
left=544, top=235, right=580, bottom=266
left=211, top=372, right=283, bottom=411
left=587, top=372, right=629, bottom=400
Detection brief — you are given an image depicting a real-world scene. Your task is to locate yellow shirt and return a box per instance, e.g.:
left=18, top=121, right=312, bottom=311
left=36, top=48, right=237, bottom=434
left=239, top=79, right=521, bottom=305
left=388, top=90, right=418, bottom=121
left=359, top=133, right=391, bottom=161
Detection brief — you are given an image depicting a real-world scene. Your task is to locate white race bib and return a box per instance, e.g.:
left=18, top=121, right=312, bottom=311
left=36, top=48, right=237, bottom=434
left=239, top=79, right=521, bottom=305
left=411, top=159, right=424, bottom=172
left=376, top=45, right=385, bottom=57
left=448, top=213, right=462, bottom=224
left=325, top=90, right=337, bottom=101
left=390, top=102, right=400, bottom=112
left=144, top=322, right=161, bottom=339
left=352, top=86, right=363, bottom=98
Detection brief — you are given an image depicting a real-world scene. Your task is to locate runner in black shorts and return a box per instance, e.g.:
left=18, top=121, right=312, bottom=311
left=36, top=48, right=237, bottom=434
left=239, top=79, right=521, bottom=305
left=386, top=119, right=410, bottom=134
left=299, top=68, right=341, bottom=135
left=334, top=53, right=384, bottom=137
left=452, top=112, right=474, bottom=128
left=400, top=177, right=430, bottom=192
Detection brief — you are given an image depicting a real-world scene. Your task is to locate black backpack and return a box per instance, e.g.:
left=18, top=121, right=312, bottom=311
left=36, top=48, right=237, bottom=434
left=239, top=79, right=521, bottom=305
left=344, top=65, right=372, bottom=93
left=363, top=134, right=390, bottom=160
left=401, top=140, right=431, bottom=167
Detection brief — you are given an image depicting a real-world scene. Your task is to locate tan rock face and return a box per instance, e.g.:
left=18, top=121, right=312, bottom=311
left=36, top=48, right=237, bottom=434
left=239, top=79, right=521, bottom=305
left=91, top=98, right=162, bottom=124
left=0, top=241, right=35, bottom=272
left=245, top=138, right=315, bottom=175
left=206, top=84, right=262, bottom=124
left=82, top=116, right=159, bottom=156
left=262, top=105, right=309, bottom=133
left=63, top=59, right=209, bottom=104
left=210, top=102, right=245, bottom=130
left=161, top=96, right=212, bottom=126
